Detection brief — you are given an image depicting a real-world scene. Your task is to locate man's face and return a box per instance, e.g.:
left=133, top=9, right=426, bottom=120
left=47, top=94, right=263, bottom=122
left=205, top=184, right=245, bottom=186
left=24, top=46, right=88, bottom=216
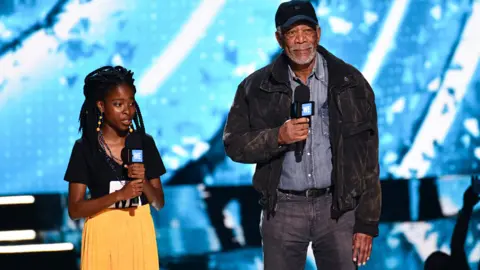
left=276, top=22, right=320, bottom=65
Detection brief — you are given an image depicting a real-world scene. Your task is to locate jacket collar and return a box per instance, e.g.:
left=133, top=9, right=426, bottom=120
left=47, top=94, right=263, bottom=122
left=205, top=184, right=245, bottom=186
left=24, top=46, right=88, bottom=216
left=261, top=45, right=358, bottom=93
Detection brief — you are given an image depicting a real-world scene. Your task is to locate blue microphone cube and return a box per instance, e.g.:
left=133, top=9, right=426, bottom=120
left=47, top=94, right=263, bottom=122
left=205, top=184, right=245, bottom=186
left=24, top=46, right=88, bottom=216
left=131, top=149, right=143, bottom=163
left=301, top=103, right=313, bottom=117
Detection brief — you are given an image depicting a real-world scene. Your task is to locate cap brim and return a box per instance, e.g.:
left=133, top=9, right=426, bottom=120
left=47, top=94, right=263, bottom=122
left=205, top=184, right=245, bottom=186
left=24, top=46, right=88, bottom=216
left=281, top=15, right=318, bottom=29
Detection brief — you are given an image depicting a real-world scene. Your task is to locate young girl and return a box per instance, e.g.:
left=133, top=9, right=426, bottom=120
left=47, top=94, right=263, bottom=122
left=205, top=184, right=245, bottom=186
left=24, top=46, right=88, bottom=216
left=64, top=66, right=165, bottom=269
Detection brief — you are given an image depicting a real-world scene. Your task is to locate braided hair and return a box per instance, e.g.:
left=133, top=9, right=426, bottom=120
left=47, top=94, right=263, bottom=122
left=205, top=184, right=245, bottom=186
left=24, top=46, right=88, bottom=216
left=78, top=66, right=145, bottom=152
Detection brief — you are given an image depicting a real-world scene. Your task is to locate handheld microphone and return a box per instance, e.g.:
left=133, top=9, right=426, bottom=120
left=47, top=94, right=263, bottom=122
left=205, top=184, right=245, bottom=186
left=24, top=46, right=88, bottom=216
left=291, top=85, right=315, bottom=162
left=121, top=132, right=144, bottom=205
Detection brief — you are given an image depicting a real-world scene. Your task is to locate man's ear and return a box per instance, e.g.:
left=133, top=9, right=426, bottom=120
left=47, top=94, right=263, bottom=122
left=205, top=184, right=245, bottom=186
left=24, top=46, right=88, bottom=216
left=316, top=26, right=321, bottom=43
left=275, top=31, right=284, bottom=48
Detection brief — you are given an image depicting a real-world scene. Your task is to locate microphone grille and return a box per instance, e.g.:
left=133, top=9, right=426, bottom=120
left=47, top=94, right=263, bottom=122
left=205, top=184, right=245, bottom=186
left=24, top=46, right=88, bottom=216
left=294, top=85, right=310, bottom=102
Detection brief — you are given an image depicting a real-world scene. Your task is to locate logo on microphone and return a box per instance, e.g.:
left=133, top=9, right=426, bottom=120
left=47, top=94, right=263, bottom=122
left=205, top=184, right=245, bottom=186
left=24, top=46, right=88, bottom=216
left=131, top=149, right=143, bottom=163
left=301, top=103, right=313, bottom=117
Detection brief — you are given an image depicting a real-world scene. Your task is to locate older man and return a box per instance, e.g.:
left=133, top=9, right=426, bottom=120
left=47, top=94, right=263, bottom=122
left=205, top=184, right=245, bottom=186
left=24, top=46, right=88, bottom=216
left=223, top=1, right=381, bottom=269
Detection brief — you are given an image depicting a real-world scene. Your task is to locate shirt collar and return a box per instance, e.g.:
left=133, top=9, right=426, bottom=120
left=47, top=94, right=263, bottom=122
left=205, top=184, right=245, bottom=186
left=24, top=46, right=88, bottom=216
left=288, top=53, right=325, bottom=82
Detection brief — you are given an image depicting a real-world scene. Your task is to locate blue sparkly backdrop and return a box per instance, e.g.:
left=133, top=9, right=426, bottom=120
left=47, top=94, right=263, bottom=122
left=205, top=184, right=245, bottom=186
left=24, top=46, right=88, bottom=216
left=1, top=0, right=480, bottom=269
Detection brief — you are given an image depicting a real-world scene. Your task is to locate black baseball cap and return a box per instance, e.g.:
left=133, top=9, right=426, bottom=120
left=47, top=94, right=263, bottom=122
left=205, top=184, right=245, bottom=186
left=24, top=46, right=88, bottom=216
left=275, top=1, right=318, bottom=30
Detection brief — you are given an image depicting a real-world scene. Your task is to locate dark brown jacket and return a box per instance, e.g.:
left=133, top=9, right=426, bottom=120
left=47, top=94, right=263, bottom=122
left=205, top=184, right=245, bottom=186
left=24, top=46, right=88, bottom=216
left=223, top=45, right=381, bottom=237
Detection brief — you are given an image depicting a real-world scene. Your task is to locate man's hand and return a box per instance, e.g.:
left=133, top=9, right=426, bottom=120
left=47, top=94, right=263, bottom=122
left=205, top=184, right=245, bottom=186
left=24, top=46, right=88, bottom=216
left=352, top=233, right=372, bottom=266
left=278, top=118, right=309, bottom=145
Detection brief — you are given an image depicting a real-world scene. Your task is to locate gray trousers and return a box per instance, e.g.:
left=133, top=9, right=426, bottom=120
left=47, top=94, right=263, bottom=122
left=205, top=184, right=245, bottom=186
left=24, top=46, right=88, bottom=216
left=260, top=190, right=356, bottom=270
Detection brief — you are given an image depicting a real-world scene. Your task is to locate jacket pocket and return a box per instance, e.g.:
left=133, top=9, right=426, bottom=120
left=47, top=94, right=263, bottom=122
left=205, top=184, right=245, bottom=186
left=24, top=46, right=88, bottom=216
left=342, top=121, right=374, bottom=138
left=250, top=92, right=289, bottom=129
left=336, top=87, right=369, bottom=123
left=339, top=121, right=370, bottom=204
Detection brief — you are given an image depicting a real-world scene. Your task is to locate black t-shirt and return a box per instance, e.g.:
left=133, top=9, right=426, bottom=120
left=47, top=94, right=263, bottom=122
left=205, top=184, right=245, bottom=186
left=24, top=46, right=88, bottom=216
left=64, top=134, right=166, bottom=209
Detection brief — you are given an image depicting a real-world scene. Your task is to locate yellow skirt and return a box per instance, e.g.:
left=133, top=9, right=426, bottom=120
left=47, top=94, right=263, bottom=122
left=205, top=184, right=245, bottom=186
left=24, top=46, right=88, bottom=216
left=81, top=204, right=159, bottom=270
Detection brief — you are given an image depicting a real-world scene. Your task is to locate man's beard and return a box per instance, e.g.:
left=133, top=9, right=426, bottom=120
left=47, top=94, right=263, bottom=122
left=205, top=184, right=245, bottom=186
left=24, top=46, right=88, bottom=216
left=285, top=44, right=316, bottom=65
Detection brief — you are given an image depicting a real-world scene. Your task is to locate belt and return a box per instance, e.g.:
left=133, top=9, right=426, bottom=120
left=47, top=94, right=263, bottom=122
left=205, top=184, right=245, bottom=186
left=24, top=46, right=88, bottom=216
left=278, top=187, right=333, bottom=198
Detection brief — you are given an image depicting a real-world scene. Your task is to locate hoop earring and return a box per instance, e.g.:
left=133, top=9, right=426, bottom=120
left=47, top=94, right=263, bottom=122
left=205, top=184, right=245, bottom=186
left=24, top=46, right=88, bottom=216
left=96, top=112, right=103, bottom=132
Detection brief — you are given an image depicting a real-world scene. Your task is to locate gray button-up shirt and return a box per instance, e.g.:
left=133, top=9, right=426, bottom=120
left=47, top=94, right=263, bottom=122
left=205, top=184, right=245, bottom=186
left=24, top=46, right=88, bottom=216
left=278, top=52, right=332, bottom=190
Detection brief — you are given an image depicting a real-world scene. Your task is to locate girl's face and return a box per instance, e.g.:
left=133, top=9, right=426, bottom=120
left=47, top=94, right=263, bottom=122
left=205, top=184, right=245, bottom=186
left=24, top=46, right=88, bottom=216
left=96, top=83, right=136, bottom=134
